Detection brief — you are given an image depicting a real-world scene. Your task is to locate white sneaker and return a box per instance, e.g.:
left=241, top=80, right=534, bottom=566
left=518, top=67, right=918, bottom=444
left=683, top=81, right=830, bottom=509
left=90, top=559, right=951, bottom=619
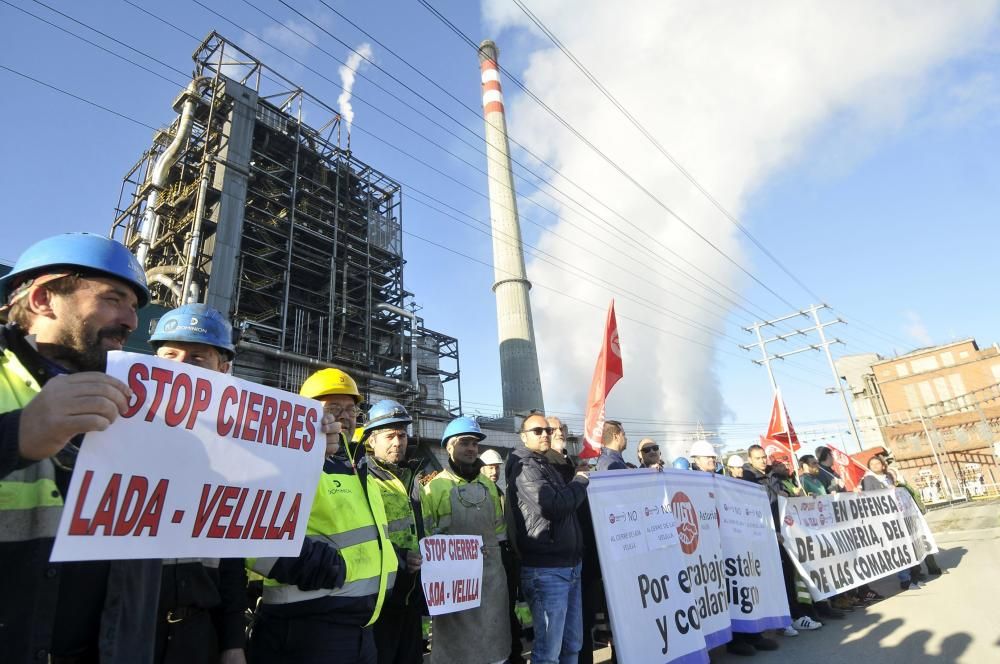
left=792, top=616, right=823, bottom=630
left=782, top=626, right=799, bottom=636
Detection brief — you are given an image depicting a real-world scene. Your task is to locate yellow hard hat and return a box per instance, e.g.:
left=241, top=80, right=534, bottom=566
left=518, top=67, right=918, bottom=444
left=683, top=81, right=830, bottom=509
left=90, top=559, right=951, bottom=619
left=299, top=368, right=362, bottom=403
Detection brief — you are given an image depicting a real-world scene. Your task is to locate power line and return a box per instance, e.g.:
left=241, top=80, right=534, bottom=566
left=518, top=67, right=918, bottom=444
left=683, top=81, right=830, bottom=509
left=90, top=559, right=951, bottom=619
left=417, top=0, right=803, bottom=312
left=185, top=0, right=772, bottom=322
left=0, top=63, right=157, bottom=130
left=259, top=0, right=783, bottom=323
left=509, top=0, right=825, bottom=305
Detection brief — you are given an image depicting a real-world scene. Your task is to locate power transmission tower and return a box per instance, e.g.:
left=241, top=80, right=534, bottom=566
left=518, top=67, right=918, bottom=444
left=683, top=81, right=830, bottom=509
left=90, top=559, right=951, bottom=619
left=741, top=304, right=865, bottom=453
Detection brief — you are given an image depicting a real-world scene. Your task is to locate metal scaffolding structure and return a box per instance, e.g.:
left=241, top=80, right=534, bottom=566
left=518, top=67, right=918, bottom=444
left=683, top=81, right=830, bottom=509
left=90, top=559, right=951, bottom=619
left=111, top=32, right=460, bottom=414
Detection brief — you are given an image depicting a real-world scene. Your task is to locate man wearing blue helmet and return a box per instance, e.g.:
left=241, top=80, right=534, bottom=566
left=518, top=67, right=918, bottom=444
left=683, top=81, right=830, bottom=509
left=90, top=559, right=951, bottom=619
left=424, top=417, right=511, bottom=664
left=364, top=400, right=426, bottom=664
left=0, top=233, right=160, bottom=663
left=148, top=304, right=247, bottom=664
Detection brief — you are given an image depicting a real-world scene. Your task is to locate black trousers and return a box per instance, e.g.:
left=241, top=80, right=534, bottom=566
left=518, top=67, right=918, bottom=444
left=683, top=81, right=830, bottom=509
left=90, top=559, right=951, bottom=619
left=154, top=608, right=219, bottom=664
left=373, top=604, right=424, bottom=664
left=248, top=613, right=375, bottom=664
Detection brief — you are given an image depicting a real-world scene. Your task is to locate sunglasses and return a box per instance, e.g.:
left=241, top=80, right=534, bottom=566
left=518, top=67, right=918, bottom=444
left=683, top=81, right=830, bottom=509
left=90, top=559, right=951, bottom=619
left=522, top=426, right=554, bottom=436
left=640, top=446, right=659, bottom=453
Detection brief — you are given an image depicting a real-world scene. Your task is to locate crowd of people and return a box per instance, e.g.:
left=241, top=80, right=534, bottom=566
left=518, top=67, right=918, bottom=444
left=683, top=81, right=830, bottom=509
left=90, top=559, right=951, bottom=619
left=0, top=233, right=943, bottom=664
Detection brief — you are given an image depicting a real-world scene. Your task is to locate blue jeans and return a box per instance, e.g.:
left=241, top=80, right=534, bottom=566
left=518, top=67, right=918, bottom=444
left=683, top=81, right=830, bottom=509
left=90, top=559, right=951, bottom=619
left=521, top=563, right=583, bottom=664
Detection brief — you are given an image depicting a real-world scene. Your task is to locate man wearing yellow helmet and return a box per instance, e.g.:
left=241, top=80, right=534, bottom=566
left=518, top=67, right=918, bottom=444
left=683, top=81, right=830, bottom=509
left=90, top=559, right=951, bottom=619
left=247, top=368, right=396, bottom=664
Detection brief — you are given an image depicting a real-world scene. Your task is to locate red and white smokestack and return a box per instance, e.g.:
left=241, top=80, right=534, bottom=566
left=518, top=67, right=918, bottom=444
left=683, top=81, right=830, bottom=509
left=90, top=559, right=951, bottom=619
left=477, top=39, right=545, bottom=416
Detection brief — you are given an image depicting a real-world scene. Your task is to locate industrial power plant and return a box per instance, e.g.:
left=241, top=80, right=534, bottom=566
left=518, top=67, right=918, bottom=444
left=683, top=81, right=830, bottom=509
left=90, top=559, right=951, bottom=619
left=107, top=32, right=542, bottom=460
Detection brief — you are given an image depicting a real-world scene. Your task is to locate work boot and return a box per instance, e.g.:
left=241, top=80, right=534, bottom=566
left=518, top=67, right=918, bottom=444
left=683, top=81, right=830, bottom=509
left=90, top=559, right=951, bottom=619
left=726, top=640, right=757, bottom=656
left=816, top=602, right=846, bottom=619
left=751, top=637, right=779, bottom=651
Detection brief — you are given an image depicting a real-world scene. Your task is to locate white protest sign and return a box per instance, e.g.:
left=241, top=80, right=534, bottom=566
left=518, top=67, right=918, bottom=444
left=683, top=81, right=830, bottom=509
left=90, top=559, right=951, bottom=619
left=51, top=351, right=324, bottom=561
left=895, top=488, right=939, bottom=562
left=589, top=469, right=711, bottom=664
left=662, top=471, right=732, bottom=650
left=779, top=488, right=937, bottom=600
left=714, top=476, right=791, bottom=633
left=419, top=534, right=484, bottom=616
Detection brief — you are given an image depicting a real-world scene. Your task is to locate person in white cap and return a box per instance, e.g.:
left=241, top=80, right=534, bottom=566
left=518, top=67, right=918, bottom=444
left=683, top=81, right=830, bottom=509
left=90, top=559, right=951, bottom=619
left=689, top=440, right=718, bottom=473
left=480, top=448, right=504, bottom=486
left=726, top=454, right=745, bottom=479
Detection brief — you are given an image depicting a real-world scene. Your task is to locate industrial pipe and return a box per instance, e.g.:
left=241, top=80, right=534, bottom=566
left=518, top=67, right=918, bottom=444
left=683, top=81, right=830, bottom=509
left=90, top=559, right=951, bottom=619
left=376, top=302, right=419, bottom=392
left=147, top=274, right=183, bottom=301
left=136, top=77, right=210, bottom=267
left=236, top=340, right=412, bottom=390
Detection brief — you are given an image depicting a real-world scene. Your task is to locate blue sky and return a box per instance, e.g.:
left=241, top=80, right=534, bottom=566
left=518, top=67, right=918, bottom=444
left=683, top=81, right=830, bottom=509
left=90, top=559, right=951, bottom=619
left=2, top=1, right=999, bottom=456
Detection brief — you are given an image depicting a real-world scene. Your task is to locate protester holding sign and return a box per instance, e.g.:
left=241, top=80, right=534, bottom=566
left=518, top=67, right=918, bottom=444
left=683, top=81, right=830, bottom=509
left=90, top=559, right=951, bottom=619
left=424, top=417, right=511, bottom=664
left=0, top=233, right=162, bottom=664
left=366, top=400, right=427, bottom=664
left=247, top=368, right=397, bottom=664
left=149, top=304, right=247, bottom=664
left=861, top=456, right=918, bottom=591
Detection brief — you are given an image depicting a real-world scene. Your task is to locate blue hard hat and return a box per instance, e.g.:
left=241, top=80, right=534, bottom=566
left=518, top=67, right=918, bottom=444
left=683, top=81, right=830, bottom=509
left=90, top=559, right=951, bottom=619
left=672, top=457, right=691, bottom=470
left=150, top=303, right=235, bottom=357
left=0, top=233, right=149, bottom=306
left=441, top=416, right=486, bottom=446
left=363, top=399, right=412, bottom=438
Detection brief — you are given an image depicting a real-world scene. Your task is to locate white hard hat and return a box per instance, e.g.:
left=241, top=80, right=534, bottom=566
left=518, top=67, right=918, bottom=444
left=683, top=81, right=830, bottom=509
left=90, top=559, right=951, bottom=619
left=726, top=454, right=744, bottom=468
left=689, top=440, right=717, bottom=457
left=479, top=449, right=503, bottom=465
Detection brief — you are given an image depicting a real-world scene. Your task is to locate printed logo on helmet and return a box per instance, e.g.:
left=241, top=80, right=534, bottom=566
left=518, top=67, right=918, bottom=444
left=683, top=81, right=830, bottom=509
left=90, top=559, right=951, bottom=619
left=189, top=316, right=199, bottom=326
left=163, top=319, right=178, bottom=332
left=670, top=491, right=699, bottom=554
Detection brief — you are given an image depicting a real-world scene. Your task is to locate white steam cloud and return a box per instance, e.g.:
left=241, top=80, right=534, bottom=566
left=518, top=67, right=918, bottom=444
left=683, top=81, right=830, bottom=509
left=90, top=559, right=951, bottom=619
left=338, top=43, right=373, bottom=133
left=483, top=0, right=997, bottom=457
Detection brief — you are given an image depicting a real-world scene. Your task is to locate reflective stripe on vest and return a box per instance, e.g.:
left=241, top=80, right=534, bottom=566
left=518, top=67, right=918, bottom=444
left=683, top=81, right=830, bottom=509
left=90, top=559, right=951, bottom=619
left=253, top=468, right=396, bottom=626
left=262, top=570, right=398, bottom=604
left=0, top=348, right=64, bottom=542
left=163, top=557, right=221, bottom=568
left=424, top=469, right=505, bottom=540
left=368, top=460, right=418, bottom=551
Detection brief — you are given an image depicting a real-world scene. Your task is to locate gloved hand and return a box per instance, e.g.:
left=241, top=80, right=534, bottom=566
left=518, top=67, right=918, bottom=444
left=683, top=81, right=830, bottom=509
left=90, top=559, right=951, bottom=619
left=295, top=543, right=347, bottom=591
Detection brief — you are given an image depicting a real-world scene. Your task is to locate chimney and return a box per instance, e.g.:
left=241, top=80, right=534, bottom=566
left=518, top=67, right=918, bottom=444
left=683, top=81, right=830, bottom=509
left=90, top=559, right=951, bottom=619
left=478, top=40, right=545, bottom=416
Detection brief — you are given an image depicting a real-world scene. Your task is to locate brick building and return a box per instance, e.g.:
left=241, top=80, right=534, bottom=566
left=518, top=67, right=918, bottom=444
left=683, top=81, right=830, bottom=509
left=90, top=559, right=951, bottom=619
left=837, top=339, right=1000, bottom=503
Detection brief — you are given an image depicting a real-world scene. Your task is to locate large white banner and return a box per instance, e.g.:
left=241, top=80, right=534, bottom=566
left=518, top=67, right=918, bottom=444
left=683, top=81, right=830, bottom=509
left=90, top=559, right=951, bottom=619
left=51, top=351, right=324, bottom=561
left=778, top=488, right=939, bottom=600
left=419, top=534, right=484, bottom=616
left=588, top=470, right=789, bottom=663
left=714, top=477, right=792, bottom=633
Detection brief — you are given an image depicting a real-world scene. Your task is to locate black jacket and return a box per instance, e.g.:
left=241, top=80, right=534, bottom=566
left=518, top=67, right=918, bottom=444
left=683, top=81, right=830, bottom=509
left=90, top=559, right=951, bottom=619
left=156, top=558, right=247, bottom=655
left=0, top=324, right=162, bottom=663
left=505, top=445, right=588, bottom=568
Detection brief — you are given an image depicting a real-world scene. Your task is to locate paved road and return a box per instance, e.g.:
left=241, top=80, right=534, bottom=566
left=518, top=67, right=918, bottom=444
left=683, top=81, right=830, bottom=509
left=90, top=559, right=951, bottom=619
left=704, top=499, right=1000, bottom=663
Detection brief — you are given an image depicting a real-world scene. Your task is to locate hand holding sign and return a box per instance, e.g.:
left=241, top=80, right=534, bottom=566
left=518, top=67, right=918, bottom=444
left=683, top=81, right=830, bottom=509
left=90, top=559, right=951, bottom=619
left=18, top=372, right=132, bottom=461
left=51, top=352, right=325, bottom=562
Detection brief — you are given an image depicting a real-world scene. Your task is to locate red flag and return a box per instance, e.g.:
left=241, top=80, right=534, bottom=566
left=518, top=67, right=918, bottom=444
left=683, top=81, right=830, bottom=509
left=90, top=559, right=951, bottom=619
left=581, top=301, right=623, bottom=459
left=760, top=435, right=794, bottom=466
left=828, top=444, right=866, bottom=491
left=764, top=389, right=800, bottom=457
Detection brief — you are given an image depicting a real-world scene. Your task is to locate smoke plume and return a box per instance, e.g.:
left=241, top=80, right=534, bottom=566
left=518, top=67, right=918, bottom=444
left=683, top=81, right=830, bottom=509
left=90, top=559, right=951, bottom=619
left=482, top=0, right=997, bottom=457
left=338, top=43, right=373, bottom=133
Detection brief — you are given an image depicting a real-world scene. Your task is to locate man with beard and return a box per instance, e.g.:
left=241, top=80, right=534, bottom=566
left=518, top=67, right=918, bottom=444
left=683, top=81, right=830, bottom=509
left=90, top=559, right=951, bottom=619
left=424, top=417, right=510, bottom=664
left=0, top=233, right=161, bottom=663
left=148, top=304, right=248, bottom=664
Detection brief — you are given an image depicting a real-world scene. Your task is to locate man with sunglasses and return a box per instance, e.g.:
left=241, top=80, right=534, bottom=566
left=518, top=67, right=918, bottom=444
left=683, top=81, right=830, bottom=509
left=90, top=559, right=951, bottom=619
left=637, top=439, right=664, bottom=469
left=505, top=413, right=590, bottom=664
